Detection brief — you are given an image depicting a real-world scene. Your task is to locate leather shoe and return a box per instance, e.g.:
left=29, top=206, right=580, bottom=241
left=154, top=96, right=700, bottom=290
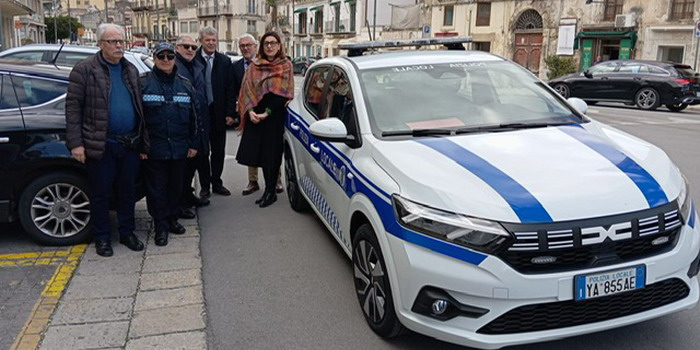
left=275, top=182, right=284, bottom=194
left=255, top=194, right=265, bottom=204
left=119, top=234, right=144, bottom=251
left=169, top=220, right=186, bottom=234
left=199, top=189, right=211, bottom=200
left=212, top=184, right=231, bottom=196
left=242, top=181, right=260, bottom=196
left=154, top=230, right=169, bottom=246
left=194, top=197, right=210, bottom=207
left=95, top=239, right=113, bottom=257
left=179, top=207, right=196, bottom=219
left=259, top=192, right=277, bottom=208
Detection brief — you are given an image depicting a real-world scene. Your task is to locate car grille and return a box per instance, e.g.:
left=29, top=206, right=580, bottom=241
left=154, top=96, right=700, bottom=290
left=498, top=203, right=682, bottom=274
left=478, top=278, right=690, bottom=335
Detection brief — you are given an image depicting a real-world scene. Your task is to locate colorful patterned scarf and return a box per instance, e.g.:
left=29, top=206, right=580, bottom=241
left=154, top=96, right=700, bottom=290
left=237, top=56, right=294, bottom=128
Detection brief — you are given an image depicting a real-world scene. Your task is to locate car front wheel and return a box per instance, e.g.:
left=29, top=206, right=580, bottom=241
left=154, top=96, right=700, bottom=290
left=666, top=103, right=688, bottom=112
left=18, top=172, right=92, bottom=245
left=635, top=87, right=660, bottom=110
left=353, top=223, right=406, bottom=338
left=284, top=147, right=309, bottom=212
left=553, top=83, right=570, bottom=98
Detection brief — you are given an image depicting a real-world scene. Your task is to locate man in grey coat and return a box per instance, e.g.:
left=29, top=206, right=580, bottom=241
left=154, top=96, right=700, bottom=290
left=65, top=23, right=149, bottom=257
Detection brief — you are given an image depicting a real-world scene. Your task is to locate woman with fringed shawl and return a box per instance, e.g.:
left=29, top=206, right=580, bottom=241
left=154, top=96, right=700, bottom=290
left=236, top=32, right=294, bottom=208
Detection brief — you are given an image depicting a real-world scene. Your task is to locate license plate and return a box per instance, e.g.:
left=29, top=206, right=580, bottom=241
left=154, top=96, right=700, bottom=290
left=574, top=265, right=645, bottom=301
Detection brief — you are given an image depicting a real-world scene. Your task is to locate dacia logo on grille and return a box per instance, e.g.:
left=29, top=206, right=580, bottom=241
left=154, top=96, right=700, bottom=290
left=580, top=222, right=633, bottom=245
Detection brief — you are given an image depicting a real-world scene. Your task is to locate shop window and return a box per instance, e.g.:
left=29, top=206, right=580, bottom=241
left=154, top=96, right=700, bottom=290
left=658, top=46, right=685, bottom=63
left=670, top=0, right=694, bottom=20
left=444, top=6, right=454, bottom=27
left=603, top=0, right=623, bottom=22
left=476, top=2, right=491, bottom=27
left=473, top=41, right=491, bottom=52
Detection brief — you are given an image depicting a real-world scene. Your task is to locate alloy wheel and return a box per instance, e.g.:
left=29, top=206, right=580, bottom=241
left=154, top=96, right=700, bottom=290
left=553, top=84, right=569, bottom=98
left=30, top=183, right=90, bottom=238
left=636, top=89, right=658, bottom=110
left=354, top=240, right=388, bottom=323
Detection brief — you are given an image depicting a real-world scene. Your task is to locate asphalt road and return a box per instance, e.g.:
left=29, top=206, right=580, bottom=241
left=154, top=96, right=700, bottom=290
left=201, top=101, right=700, bottom=350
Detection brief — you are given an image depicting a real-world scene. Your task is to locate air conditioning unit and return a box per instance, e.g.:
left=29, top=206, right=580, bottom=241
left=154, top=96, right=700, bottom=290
left=615, top=14, right=636, bottom=28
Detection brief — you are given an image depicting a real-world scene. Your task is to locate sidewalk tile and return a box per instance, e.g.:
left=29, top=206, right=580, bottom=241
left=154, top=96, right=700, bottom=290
left=40, top=321, right=129, bottom=350
left=135, top=285, right=203, bottom=311
left=139, top=269, right=202, bottom=291
left=51, top=297, right=133, bottom=325
left=146, top=236, right=199, bottom=255
left=125, top=331, right=206, bottom=350
left=129, top=304, right=205, bottom=338
left=142, top=253, right=201, bottom=273
left=63, top=274, right=139, bottom=300
left=75, top=256, right=143, bottom=276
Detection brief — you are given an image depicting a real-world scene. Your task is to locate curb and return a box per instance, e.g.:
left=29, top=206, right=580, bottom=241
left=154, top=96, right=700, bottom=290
left=25, top=201, right=207, bottom=350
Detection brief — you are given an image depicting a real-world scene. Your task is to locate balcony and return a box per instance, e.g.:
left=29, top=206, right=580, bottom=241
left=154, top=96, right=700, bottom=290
left=324, top=19, right=354, bottom=34
left=132, top=27, right=150, bottom=36
left=197, top=4, right=232, bottom=17
left=130, top=0, right=152, bottom=11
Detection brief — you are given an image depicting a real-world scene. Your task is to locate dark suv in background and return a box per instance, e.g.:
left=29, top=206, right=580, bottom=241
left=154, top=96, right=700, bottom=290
left=0, top=61, right=91, bottom=245
left=549, top=60, right=699, bottom=112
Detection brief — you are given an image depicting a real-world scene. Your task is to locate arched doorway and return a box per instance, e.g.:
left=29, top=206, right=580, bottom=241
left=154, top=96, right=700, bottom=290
left=513, top=9, right=543, bottom=75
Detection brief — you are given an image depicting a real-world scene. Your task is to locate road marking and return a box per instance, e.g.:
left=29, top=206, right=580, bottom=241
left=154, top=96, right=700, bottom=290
left=8, top=244, right=87, bottom=350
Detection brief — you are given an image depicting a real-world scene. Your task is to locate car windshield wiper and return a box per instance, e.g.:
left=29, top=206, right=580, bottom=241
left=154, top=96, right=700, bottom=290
left=382, top=129, right=453, bottom=137
left=455, top=122, right=578, bottom=134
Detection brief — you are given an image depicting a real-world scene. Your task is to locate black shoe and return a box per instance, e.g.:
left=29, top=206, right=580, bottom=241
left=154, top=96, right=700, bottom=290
left=242, top=181, right=260, bottom=196
left=212, top=184, right=231, bottom=196
left=259, top=192, right=277, bottom=208
left=179, top=207, right=196, bottom=219
left=119, top=234, right=144, bottom=251
left=194, top=197, right=210, bottom=207
left=95, top=239, right=113, bottom=257
left=154, top=230, right=169, bottom=246
left=255, top=194, right=265, bottom=204
left=200, top=189, right=211, bottom=200
left=169, top=220, right=186, bottom=235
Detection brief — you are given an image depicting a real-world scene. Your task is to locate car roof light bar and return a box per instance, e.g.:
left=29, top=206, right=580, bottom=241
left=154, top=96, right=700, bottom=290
left=339, top=36, right=473, bottom=57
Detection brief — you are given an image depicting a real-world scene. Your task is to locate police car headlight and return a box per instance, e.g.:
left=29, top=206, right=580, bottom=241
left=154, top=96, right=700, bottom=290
left=392, top=195, right=511, bottom=254
left=678, top=176, right=692, bottom=223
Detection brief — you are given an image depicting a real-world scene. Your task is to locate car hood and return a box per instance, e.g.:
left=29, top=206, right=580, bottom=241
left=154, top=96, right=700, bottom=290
left=549, top=72, right=581, bottom=83
left=371, top=122, right=682, bottom=224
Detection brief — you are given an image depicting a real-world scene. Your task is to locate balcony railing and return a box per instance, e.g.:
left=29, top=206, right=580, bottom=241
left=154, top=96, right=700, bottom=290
left=324, top=19, right=353, bottom=33
left=197, top=5, right=233, bottom=16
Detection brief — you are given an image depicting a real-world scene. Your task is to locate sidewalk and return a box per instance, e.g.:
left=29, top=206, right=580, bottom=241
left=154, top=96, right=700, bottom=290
left=19, top=201, right=208, bottom=350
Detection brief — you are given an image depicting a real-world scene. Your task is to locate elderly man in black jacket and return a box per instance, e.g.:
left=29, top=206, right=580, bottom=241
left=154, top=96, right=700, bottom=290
left=196, top=26, right=236, bottom=198
left=65, top=23, right=149, bottom=257
left=142, top=42, right=199, bottom=246
left=175, top=34, right=210, bottom=219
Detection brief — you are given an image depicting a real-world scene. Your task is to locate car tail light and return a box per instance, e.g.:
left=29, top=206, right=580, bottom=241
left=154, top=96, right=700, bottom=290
left=675, top=78, right=692, bottom=85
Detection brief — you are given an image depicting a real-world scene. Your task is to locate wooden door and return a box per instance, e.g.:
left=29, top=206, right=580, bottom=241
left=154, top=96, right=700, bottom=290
left=513, top=33, right=543, bottom=74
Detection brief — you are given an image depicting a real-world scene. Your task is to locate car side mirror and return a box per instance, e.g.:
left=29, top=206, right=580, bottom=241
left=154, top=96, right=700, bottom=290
left=567, top=97, right=588, bottom=115
left=310, top=118, right=352, bottom=143
left=583, top=70, right=593, bottom=79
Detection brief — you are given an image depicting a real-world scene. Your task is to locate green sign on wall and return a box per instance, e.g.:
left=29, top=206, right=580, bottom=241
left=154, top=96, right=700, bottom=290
left=619, top=38, right=632, bottom=60
left=581, top=39, right=594, bottom=70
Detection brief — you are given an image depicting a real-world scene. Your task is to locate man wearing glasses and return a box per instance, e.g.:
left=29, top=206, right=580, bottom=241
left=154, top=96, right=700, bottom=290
left=65, top=23, right=149, bottom=257
left=195, top=26, right=236, bottom=198
left=141, top=42, right=200, bottom=247
left=174, top=35, right=210, bottom=219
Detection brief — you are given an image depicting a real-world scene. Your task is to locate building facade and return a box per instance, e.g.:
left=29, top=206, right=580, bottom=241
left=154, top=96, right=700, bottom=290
left=197, top=0, right=266, bottom=52
left=2, top=0, right=35, bottom=49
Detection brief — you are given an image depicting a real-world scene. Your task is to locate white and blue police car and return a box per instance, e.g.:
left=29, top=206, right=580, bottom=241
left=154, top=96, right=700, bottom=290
left=282, top=38, right=699, bottom=349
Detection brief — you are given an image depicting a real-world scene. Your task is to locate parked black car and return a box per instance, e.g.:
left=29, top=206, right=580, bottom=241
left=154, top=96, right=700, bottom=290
left=292, top=56, right=316, bottom=76
left=549, top=60, right=700, bottom=112
left=0, top=61, right=91, bottom=245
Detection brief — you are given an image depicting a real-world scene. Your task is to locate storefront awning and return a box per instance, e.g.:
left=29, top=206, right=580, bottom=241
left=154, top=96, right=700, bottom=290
left=344, top=0, right=356, bottom=3
left=574, top=31, right=637, bottom=49
left=294, top=7, right=306, bottom=13
left=310, top=5, right=323, bottom=11
left=330, top=1, right=340, bottom=5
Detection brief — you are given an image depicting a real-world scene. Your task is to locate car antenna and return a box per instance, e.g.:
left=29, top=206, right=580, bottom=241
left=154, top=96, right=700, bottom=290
left=48, top=42, right=65, bottom=67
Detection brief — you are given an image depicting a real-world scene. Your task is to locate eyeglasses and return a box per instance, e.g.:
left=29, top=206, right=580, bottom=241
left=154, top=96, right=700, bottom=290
left=101, top=39, right=125, bottom=46
left=263, top=41, right=279, bottom=47
left=155, top=52, right=176, bottom=60
left=179, top=44, right=198, bottom=51
left=239, top=43, right=256, bottom=49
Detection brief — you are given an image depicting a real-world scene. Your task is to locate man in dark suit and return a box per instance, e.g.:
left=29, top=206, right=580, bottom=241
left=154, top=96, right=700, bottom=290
left=196, top=26, right=236, bottom=198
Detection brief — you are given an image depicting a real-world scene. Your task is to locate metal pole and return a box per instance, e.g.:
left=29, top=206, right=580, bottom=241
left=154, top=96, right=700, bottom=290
left=53, top=0, right=58, bottom=43
left=68, top=0, right=72, bottom=43
left=372, top=0, right=376, bottom=41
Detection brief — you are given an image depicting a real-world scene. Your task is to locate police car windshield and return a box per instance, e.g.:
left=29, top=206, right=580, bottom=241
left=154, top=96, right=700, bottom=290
left=360, top=61, right=582, bottom=137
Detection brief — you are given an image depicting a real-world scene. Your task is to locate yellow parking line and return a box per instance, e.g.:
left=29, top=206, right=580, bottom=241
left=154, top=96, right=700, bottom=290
left=9, top=244, right=87, bottom=350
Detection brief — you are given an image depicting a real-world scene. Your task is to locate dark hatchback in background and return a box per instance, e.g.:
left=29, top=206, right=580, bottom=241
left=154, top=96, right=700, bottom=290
left=292, top=56, right=316, bottom=76
left=0, top=61, right=91, bottom=246
left=549, top=60, right=699, bottom=112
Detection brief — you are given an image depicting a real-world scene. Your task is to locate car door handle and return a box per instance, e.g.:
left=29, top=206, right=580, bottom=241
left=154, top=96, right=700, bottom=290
left=347, top=173, right=354, bottom=180
left=0, top=137, right=9, bottom=143
left=310, top=143, right=320, bottom=154
left=290, top=122, right=300, bottom=131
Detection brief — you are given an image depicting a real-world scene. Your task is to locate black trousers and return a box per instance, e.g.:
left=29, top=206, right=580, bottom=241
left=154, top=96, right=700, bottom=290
left=145, top=158, right=186, bottom=232
left=182, top=152, right=210, bottom=206
left=209, top=109, right=226, bottom=188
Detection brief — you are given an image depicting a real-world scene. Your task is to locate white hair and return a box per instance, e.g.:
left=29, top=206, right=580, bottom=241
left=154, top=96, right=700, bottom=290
left=96, top=23, right=125, bottom=41
left=238, top=33, right=257, bottom=46
left=198, top=26, right=217, bottom=40
left=176, top=35, right=196, bottom=46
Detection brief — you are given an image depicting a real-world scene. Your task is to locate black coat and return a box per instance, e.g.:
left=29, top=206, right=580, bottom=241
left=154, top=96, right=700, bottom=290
left=194, top=49, right=235, bottom=130
left=235, top=93, right=289, bottom=169
left=175, top=53, right=210, bottom=153
left=232, top=58, right=246, bottom=122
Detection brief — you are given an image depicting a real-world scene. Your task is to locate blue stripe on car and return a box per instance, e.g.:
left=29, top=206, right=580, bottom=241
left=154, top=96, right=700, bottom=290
left=286, top=109, right=487, bottom=265
left=559, top=125, right=668, bottom=208
left=690, top=201, right=696, bottom=229
left=415, top=138, right=553, bottom=224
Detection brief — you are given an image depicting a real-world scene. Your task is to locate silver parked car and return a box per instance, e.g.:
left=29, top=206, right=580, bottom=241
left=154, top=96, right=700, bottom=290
left=0, top=44, right=153, bottom=73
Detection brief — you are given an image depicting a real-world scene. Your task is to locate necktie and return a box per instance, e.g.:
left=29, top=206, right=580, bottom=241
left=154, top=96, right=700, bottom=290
left=205, top=55, right=214, bottom=105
